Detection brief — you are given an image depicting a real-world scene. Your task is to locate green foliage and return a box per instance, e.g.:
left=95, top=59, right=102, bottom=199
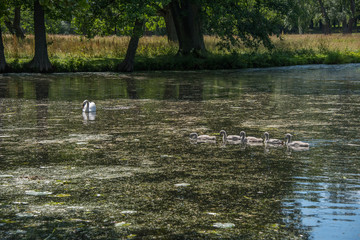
left=51, top=57, right=118, bottom=72
left=204, top=0, right=290, bottom=50
left=324, top=50, right=345, bottom=64
left=72, top=0, right=168, bottom=38
left=0, top=1, right=10, bottom=21
left=284, top=0, right=317, bottom=34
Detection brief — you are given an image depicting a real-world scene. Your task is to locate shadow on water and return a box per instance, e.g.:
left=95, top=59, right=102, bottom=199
left=1, top=64, right=360, bottom=239
left=0, top=72, right=207, bottom=101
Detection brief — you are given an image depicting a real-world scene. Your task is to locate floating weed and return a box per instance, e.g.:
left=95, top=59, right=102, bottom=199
left=114, top=221, right=131, bottom=227
left=126, top=234, right=137, bottom=239
left=69, top=218, right=92, bottom=223
left=12, top=202, right=29, bottom=205
left=120, top=210, right=137, bottom=214
left=25, top=190, right=52, bottom=196
left=47, top=201, right=66, bottom=205
left=269, top=223, right=280, bottom=230
left=213, top=222, right=235, bottom=228
left=206, top=212, right=219, bottom=216
left=0, top=219, right=17, bottom=224
left=0, top=175, right=14, bottom=178
left=55, top=180, right=72, bottom=185
left=199, top=229, right=230, bottom=238
left=174, top=183, right=190, bottom=187
left=15, top=212, right=36, bottom=218
left=53, top=194, right=71, bottom=198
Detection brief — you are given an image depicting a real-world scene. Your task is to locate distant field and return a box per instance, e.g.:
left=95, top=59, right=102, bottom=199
left=4, top=34, right=177, bottom=59
left=3, top=33, right=360, bottom=72
left=272, top=33, right=360, bottom=52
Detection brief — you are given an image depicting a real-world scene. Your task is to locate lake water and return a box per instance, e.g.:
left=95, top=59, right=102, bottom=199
left=1, top=64, right=360, bottom=239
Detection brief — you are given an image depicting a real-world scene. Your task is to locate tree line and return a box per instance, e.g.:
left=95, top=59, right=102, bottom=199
left=0, top=0, right=359, bottom=73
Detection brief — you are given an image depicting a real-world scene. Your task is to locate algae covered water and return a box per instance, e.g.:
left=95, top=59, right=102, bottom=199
left=1, top=64, right=360, bottom=239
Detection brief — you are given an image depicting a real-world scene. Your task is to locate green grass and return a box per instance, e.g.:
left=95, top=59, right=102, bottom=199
left=3, top=34, right=360, bottom=72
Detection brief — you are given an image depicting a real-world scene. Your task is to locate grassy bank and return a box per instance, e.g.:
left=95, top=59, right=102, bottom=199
left=3, top=34, right=360, bottom=72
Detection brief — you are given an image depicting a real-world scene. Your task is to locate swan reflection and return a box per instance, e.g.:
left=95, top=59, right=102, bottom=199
left=82, top=112, right=96, bottom=121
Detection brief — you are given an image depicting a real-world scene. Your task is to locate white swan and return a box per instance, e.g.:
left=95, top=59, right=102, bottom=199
left=82, top=100, right=96, bottom=112
left=219, top=130, right=241, bottom=142
left=264, top=132, right=283, bottom=145
left=240, top=131, right=263, bottom=143
left=285, top=133, right=309, bottom=147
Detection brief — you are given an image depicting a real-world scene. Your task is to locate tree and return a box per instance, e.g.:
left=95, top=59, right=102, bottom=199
left=340, top=0, right=357, bottom=34
left=318, top=0, right=331, bottom=34
left=4, top=6, right=25, bottom=39
left=28, top=0, right=53, bottom=72
left=347, top=0, right=357, bottom=33
left=27, top=0, right=87, bottom=72
left=0, top=2, right=9, bottom=72
left=205, top=0, right=290, bottom=50
left=118, top=18, right=144, bottom=72
left=169, top=0, right=205, bottom=55
left=73, top=0, right=167, bottom=72
left=157, top=3, right=178, bottom=42
left=0, top=27, right=8, bottom=72
left=283, top=0, right=317, bottom=34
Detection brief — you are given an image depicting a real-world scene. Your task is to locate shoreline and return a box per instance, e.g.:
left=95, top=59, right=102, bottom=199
left=3, top=50, right=360, bottom=73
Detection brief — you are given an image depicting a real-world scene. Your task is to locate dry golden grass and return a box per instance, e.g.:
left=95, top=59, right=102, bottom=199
left=272, top=34, right=360, bottom=52
left=4, top=34, right=178, bottom=59
left=3, top=33, right=360, bottom=60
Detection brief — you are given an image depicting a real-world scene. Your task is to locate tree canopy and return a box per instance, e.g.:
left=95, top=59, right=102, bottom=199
left=1, top=0, right=360, bottom=72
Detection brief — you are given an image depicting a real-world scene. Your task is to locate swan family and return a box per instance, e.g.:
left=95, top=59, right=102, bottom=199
left=190, top=130, right=309, bottom=148
left=82, top=100, right=309, bottom=149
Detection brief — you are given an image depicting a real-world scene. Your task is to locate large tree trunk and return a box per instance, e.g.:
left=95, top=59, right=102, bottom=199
left=158, top=4, right=178, bottom=42
left=347, top=18, right=356, bottom=34
left=117, top=19, right=144, bottom=72
left=4, top=20, right=15, bottom=35
left=29, top=0, right=53, bottom=73
left=13, top=7, right=25, bottom=39
left=4, top=7, right=26, bottom=39
left=169, top=0, right=206, bottom=56
left=0, top=27, right=9, bottom=73
left=318, top=0, right=331, bottom=35
left=347, top=0, right=357, bottom=34
left=342, top=18, right=349, bottom=33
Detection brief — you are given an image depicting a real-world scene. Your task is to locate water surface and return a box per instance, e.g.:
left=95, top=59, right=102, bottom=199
left=1, top=64, right=360, bottom=239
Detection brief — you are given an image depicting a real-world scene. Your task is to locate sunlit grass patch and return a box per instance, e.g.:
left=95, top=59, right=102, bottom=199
left=3, top=33, right=360, bottom=72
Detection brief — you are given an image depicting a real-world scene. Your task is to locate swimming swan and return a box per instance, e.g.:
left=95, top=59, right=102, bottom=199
left=219, top=130, right=241, bottom=141
left=285, top=133, right=309, bottom=147
left=264, top=132, right=283, bottom=145
left=189, top=133, right=216, bottom=141
left=240, top=131, right=263, bottom=143
left=82, top=100, right=96, bottom=112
